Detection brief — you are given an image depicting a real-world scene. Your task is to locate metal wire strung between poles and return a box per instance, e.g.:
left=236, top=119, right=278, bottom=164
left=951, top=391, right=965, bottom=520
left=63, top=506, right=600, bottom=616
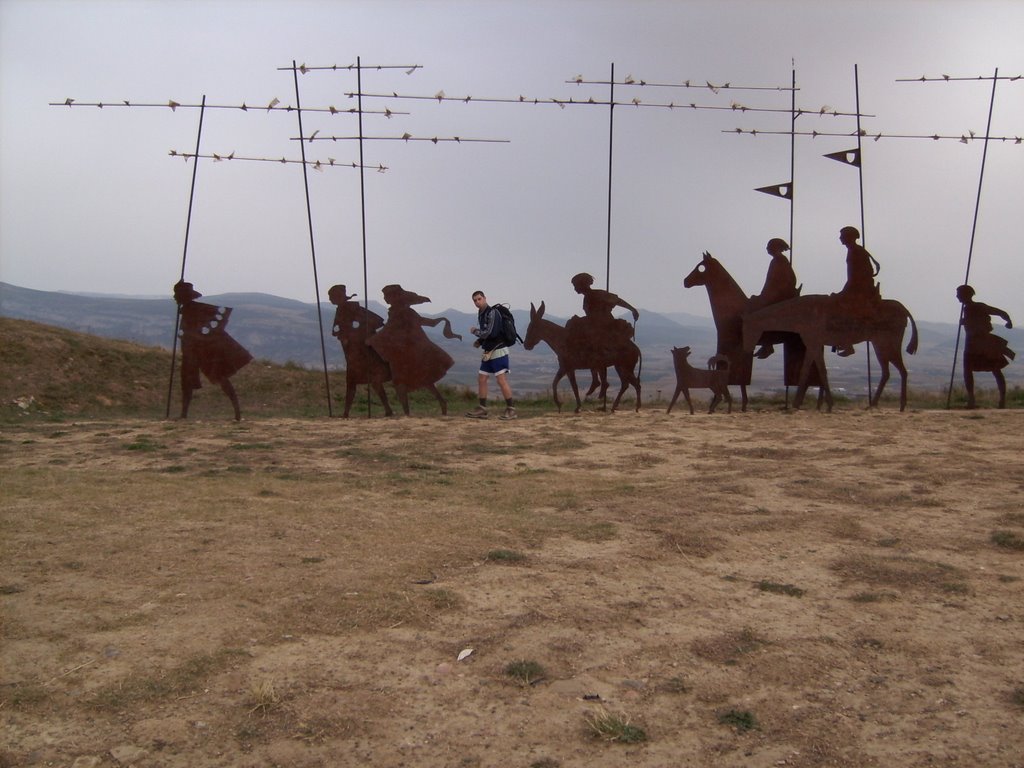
left=291, top=134, right=509, bottom=144
left=51, top=98, right=408, bottom=117
left=726, top=128, right=1023, bottom=143
left=566, top=76, right=798, bottom=92
left=897, top=73, right=1022, bottom=83
left=278, top=63, right=423, bottom=74
left=342, top=90, right=869, bottom=117
left=167, top=150, right=388, bottom=171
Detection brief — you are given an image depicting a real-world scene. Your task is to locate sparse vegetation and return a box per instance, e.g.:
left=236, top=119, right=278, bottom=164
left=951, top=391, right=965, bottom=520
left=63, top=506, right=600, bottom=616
left=756, top=580, right=805, bottom=597
left=718, top=708, right=758, bottom=732
left=990, top=530, right=1024, bottom=551
left=485, top=549, right=527, bottom=563
left=583, top=707, right=647, bottom=743
left=504, top=659, right=547, bottom=686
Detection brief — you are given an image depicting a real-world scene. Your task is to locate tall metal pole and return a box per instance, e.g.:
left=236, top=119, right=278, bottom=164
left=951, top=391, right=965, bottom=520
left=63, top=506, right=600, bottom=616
left=854, top=64, right=873, bottom=399
left=605, top=62, right=615, bottom=290
left=165, top=95, right=207, bottom=419
left=788, top=65, right=796, bottom=258
left=292, top=60, right=334, bottom=416
left=357, top=55, right=373, bottom=418
left=946, top=67, right=999, bottom=408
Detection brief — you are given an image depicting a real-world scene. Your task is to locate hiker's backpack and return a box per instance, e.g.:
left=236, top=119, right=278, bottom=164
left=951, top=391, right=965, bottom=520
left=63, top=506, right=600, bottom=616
left=493, top=304, right=523, bottom=347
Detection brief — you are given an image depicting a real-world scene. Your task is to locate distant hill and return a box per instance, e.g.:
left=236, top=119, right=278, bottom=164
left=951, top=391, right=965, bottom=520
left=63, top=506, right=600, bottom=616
left=2, top=282, right=1019, bottom=396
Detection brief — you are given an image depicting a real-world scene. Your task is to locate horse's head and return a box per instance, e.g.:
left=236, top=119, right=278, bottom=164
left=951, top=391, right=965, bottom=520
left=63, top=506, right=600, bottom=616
left=523, top=301, right=546, bottom=350
left=683, top=251, right=717, bottom=289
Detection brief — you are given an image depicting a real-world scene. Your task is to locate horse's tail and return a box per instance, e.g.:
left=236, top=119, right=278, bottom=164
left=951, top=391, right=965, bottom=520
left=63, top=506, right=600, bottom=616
left=903, top=305, right=919, bottom=355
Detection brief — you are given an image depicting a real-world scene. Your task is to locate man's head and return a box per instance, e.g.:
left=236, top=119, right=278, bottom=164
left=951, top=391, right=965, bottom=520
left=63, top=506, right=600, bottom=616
left=472, top=290, right=487, bottom=309
left=766, top=238, right=790, bottom=256
left=839, top=226, right=860, bottom=245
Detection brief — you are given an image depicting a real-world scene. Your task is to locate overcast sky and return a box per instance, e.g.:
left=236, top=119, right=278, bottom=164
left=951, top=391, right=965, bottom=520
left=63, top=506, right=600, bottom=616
left=1, top=0, right=1022, bottom=324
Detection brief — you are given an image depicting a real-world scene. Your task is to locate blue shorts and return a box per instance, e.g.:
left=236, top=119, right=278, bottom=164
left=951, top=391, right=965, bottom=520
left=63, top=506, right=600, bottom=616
left=479, top=347, right=510, bottom=376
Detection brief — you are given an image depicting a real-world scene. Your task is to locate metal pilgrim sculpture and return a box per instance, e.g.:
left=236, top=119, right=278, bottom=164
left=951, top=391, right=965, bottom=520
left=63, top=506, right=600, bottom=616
left=328, top=284, right=395, bottom=418
left=956, top=284, right=1015, bottom=408
left=173, top=281, right=253, bottom=421
left=524, top=273, right=642, bottom=413
left=683, top=241, right=820, bottom=412
left=739, top=227, right=919, bottom=412
left=365, top=284, right=462, bottom=416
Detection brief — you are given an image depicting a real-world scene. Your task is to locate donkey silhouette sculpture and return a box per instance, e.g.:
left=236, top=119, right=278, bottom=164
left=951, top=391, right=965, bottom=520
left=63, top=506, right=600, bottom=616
left=524, top=301, right=641, bottom=413
left=741, top=294, right=918, bottom=411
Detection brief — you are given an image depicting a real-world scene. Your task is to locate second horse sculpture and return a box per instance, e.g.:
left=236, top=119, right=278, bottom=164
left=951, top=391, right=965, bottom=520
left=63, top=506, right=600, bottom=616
left=741, top=294, right=919, bottom=411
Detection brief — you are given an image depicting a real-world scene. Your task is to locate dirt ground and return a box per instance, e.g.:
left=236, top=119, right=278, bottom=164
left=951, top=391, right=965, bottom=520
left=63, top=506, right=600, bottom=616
left=2, top=406, right=1023, bottom=767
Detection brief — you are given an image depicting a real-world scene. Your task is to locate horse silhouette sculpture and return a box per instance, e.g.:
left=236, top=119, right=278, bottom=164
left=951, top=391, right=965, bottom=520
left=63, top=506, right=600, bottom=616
left=741, top=294, right=919, bottom=411
left=328, top=284, right=394, bottom=418
left=667, top=347, right=732, bottom=415
left=683, top=251, right=820, bottom=410
left=524, top=301, right=641, bottom=413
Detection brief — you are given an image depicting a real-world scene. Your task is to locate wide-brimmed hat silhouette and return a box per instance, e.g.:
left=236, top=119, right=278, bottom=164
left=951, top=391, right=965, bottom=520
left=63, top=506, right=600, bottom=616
left=173, top=280, right=202, bottom=303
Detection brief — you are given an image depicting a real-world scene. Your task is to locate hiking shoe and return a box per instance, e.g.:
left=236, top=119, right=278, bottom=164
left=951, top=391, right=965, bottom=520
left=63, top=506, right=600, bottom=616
left=465, top=405, right=489, bottom=419
left=499, top=407, right=517, bottom=420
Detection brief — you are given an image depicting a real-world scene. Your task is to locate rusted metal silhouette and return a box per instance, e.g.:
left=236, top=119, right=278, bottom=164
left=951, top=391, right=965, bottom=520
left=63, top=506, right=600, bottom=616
left=328, top=284, right=394, bottom=418
left=522, top=302, right=611, bottom=411
left=667, top=347, right=732, bottom=415
left=173, top=281, right=252, bottom=421
left=957, top=284, right=1015, bottom=408
left=524, top=301, right=641, bottom=413
left=683, top=246, right=819, bottom=411
left=740, top=290, right=919, bottom=412
left=366, top=284, right=462, bottom=415
left=832, top=226, right=882, bottom=356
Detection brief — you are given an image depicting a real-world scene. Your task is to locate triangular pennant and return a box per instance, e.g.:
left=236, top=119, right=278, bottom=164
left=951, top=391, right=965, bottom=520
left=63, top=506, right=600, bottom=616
left=755, top=182, right=793, bottom=200
left=824, top=148, right=861, bottom=167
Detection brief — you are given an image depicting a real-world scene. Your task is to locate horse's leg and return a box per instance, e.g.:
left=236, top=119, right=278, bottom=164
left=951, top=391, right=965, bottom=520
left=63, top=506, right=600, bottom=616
left=893, top=355, right=908, bottom=412
left=740, top=384, right=748, bottom=413
left=724, top=387, right=733, bottom=413
left=585, top=369, right=602, bottom=399
left=372, top=382, right=394, bottom=416
left=815, top=357, right=833, bottom=412
left=395, top=385, right=411, bottom=416
left=793, top=349, right=819, bottom=409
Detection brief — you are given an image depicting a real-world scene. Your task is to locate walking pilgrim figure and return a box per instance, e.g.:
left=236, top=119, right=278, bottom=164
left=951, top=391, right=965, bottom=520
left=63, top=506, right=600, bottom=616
left=956, top=284, right=1015, bottom=409
left=173, top=281, right=252, bottom=421
left=366, top=284, right=462, bottom=416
